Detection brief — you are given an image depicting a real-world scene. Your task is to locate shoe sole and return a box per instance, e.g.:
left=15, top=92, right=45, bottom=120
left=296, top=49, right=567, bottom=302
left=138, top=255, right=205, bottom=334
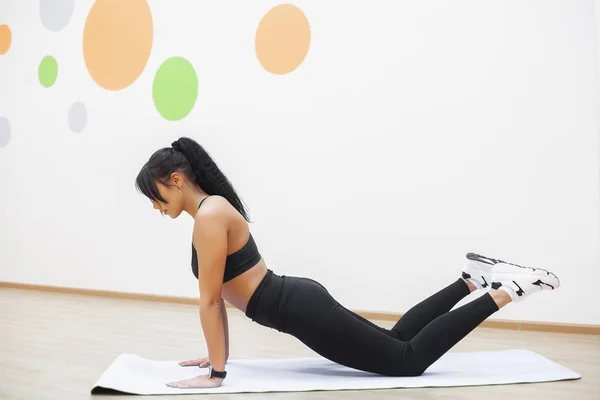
left=466, top=252, right=504, bottom=266
left=491, top=262, right=560, bottom=290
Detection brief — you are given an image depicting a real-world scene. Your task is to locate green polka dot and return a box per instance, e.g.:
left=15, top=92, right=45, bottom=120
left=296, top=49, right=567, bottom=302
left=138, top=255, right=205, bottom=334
left=153, top=57, right=198, bottom=121
left=39, top=55, right=58, bottom=88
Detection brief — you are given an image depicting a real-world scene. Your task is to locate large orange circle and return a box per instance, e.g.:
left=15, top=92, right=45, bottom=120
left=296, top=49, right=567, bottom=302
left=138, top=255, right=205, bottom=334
left=0, top=25, right=12, bottom=55
left=83, top=0, right=153, bottom=90
left=255, top=4, right=311, bottom=75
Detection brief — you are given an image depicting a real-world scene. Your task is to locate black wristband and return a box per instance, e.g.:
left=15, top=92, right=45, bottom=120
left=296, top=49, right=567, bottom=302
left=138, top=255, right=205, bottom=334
left=208, top=366, right=227, bottom=379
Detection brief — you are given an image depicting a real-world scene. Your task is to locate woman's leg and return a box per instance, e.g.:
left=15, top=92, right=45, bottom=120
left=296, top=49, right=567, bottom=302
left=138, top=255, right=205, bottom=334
left=392, top=256, right=496, bottom=341
left=391, top=278, right=474, bottom=341
left=296, top=276, right=476, bottom=342
left=403, top=291, right=502, bottom=374
left=282, top=277, right=500, bottom=376
left=296, top=277, right=404, bottom=339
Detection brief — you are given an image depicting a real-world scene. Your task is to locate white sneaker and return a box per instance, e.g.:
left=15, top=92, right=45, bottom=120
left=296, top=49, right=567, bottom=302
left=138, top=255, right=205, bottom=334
left=462, top=252, right=499, bottom=289
left=490, top=261, right=560, bottom=302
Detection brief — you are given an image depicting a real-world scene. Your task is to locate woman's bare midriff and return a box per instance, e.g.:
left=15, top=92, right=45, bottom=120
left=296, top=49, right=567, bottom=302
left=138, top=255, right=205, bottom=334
left=221, top=260, right=267, bottom=313
left=219, top=206, right=268, bottom=313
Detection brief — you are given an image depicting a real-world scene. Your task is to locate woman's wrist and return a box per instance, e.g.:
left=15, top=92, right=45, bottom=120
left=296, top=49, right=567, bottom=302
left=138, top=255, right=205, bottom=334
left=208, top=365, right=227, bottom=379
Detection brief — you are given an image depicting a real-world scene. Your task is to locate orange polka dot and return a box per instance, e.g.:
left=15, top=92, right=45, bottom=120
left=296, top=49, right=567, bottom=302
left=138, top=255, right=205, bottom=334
left=83, top=0, right=153, bottom=90
left=255, top=4, right=311, bottom=75
left=0, top=25, right=12, bottom=55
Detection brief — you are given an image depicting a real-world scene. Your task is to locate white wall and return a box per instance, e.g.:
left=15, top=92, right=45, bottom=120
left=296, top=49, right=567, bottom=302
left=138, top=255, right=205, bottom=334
left=596, top=0, right=600, bottom=300
left=1, top=0, right=598, bottom=325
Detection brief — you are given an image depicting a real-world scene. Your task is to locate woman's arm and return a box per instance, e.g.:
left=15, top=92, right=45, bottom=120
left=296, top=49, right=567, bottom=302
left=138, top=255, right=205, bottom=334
left=220, top=300, right=230, bottom=360
left=198, top=300, right=226, bottom=371
left=194, top=206, right=229, bottom=373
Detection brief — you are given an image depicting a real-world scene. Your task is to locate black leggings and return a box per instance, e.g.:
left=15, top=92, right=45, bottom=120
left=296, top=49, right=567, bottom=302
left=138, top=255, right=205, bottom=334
left=245, top=269, right=499, bottom=376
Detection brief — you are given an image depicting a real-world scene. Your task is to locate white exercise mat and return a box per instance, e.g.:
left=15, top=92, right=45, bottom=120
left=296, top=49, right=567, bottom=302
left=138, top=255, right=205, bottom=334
left=91, top=349, right=580, bottom=395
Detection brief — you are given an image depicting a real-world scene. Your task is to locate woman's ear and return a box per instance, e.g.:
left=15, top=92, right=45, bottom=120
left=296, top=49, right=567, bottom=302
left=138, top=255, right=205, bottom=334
left=170, top=172, right=183, bottom=188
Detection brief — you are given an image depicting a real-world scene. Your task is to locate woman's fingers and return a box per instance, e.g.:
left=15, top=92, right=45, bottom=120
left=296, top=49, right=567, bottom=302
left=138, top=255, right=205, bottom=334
left=179, top=360, right=200, bottom=366
left=178, top=358, right=210, bottom=367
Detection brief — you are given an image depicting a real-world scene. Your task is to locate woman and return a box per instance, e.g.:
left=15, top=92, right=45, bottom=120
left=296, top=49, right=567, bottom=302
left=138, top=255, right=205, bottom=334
left=135, top=137, right=560, bottom=389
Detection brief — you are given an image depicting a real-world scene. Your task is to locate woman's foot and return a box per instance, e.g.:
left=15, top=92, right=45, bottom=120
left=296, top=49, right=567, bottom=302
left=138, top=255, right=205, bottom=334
left=490, top=261, right=560, bottom=302
left=463, top=252, right=560, bottom=299
left=489, top=289, right=512, bottom=308
left=462, top=252, right=498, bottom=290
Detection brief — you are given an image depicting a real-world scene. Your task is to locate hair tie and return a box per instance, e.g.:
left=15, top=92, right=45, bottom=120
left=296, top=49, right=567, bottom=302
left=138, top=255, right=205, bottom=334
left=171, top=140, right=182, bottom=152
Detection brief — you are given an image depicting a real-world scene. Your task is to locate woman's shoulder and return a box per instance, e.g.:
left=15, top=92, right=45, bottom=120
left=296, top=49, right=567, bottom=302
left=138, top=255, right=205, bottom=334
left=194, top=195, right=238, bottom=224
left=202, top=194, right=228, bottom=208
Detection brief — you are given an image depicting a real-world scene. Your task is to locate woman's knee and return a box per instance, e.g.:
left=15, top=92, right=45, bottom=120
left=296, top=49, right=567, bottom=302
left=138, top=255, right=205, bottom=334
left=402, top=364, right=427, bottom=376
left=386, top=347, right=428, bottom=377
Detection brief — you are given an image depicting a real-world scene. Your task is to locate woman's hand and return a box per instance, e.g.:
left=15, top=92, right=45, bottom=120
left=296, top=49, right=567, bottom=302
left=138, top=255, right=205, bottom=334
left=178, top=357, right=211, bottom=368
left=165, top=374, right=223, bottom=389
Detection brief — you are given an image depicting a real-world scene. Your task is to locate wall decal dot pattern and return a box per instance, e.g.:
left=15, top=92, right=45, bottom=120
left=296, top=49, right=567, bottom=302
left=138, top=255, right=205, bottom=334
left=7, top=1, right=311, bottom=140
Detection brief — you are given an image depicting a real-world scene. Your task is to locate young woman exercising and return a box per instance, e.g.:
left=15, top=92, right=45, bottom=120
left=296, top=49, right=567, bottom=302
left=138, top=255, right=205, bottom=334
left=135, top=137, right=560, bottom=389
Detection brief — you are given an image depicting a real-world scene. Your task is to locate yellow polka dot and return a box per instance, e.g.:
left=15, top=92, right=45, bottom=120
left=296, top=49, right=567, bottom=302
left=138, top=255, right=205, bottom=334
left=255, top=4, right=311, bottom=75
left=0, top=25, right=12, bottom=55
left=83, top=0, right=153, bottom=90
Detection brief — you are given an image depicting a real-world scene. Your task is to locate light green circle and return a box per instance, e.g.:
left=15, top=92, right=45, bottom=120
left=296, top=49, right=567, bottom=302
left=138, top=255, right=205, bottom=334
left=39, top=55, right=58, bottom=88
left=152, top=57, right=198, bottom=121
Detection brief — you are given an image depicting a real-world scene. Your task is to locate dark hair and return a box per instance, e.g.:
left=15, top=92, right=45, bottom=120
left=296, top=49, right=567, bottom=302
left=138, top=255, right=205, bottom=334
left=135, top=137, right=251, bottom=223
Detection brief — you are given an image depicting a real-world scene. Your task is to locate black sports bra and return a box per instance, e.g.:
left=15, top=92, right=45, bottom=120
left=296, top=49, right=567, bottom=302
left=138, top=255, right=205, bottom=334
left=191, top=196, right=262, bottom=283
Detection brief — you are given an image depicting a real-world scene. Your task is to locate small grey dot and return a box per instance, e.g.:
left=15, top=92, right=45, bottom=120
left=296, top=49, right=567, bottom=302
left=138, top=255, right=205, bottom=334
left=40, top=0, right=75, bottom=32
left=0, top=117, right=11, bottom=147
left=68, top=102, right=87, bottom=133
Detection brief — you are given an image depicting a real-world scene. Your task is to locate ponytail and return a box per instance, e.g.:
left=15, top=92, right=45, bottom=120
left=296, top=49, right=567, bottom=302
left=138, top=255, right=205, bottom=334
left=136, top=136, right=252, bottom=222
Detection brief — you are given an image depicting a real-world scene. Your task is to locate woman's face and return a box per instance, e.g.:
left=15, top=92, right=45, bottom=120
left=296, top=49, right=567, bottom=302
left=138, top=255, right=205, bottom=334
left=152, top=173, right=185, bottom=218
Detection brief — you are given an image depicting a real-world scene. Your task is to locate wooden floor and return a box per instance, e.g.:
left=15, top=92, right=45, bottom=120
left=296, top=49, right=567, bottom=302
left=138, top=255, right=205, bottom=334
left=1, top=287, right=598, bottom=400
